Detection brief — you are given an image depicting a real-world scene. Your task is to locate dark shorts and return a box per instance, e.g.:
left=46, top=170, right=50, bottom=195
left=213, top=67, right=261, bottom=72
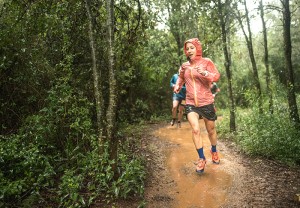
left=173, top=94, right=185, bottom=104
left=185, top=104, right=217, bottom=121
left=173, top=99, right=186, bottom=107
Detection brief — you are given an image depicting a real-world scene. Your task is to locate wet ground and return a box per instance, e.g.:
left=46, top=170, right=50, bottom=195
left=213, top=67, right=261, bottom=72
left=143, top=120, right=300, bottom=208
left=154, top=120, right=231, bottom=207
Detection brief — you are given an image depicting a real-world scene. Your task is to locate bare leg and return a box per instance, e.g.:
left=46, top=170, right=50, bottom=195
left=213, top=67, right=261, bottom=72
left=177, top=105, right=184, bottom=122
left=187, top=112, right=202, bottom=149
left=172, top=100, right=179, bottom=119
left=203, top=118, right=217, bottom=146
left=203, top=118, right=220, bottom=163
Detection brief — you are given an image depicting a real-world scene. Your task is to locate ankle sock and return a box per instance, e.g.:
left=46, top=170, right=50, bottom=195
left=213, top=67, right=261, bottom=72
left=211, top=145, right=217, bottom=152
left=171, top=118, right=176, bottom=125
left=197, top=148, right=205, bottom=159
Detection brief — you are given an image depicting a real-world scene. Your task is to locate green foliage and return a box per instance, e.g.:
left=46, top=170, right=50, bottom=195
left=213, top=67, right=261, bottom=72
left=1, top=79, right=148, bottom=206
left=1, top=125, right=147, bottom=207
left=116, top=30, right=175, bottom=123
left=218, top=106, right=300, bottom=166
left=57, top=134, right=146, bottom=207
left=130, top=99, right=152, bottom=122
left=112, top=154, right=145, bottom=199
left=0, top=82, right=96, bottom=206
left=57, top=144, right=115, bottom=208
left=237, top=112, right=300, bottom=166
left=1, top=0, right=150, bottom=206
left=0, top=134, right=55, bottom=204
left=2, top=0, right=300, bottom=207
left=58, top=169, right=85, bottom=208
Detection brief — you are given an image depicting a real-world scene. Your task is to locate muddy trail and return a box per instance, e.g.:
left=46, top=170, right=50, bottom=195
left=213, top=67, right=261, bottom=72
left=142, top=119, right=300, bottom=208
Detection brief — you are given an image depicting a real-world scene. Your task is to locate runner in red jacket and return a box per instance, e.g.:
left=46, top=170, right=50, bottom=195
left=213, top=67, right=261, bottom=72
left=174, top=38, right=220, bottom=174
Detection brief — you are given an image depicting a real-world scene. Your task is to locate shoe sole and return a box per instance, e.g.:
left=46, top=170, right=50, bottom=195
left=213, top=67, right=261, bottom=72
left=196, top=170, right=205, bottom=174
left=210, top=151, right=220, bottom=164
left=195, top=160, right=206, bottom=174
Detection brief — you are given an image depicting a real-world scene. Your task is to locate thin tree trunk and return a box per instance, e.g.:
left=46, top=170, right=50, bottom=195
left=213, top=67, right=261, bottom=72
left=106, top=0, right=118, bottom=173
left=217, top=0, right=236, bottom=132
left=167, top=1, right=184, bottom=65
left=236, top=0, right=263, bottom=113
left=259, top=0, right=273, bottom=114
left=85, top=0, right=104, bottom=141
left=282, top=0, right=300, bottom=125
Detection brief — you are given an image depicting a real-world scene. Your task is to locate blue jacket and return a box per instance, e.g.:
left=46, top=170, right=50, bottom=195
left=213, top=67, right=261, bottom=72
left=170, top=74, right=186, bottom=99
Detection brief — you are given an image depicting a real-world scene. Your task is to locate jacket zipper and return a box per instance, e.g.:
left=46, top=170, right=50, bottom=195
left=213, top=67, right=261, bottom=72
left=190, top=67, right=198, bottom=106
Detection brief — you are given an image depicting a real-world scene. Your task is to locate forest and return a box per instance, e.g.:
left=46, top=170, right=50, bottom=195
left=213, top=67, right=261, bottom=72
left=0, top=0, right=299, bottom=207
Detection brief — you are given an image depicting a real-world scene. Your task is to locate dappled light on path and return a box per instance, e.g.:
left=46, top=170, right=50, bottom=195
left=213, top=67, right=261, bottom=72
left=154, top=120, right=232, bottom=208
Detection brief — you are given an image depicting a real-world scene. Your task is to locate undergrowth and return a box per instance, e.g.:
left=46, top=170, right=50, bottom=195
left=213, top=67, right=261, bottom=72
left=0, top=126, right=147, bottom=208
left=0, top=81, right=148, bottom=207
left=218, top=107, right=300, bottom=166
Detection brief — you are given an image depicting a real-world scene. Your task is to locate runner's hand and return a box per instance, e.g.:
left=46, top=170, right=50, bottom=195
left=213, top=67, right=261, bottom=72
left=195, top=66, right=208, bottom=76
left=174, top=85, right=180, bottom=93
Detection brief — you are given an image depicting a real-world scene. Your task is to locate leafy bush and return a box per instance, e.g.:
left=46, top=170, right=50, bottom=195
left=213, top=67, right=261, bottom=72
left=0, top=79, right=97, bottom=206
left=57, top=140, right=146, bottom=207
left=236, top=110, right=300, bottom=165
left=58, top=169, right=85, bottom=208
left=0, top=134, right=55, bottom=204
left=1, top=77, right=148, bottom=207
left=112, top=154, right=145, bottom=199
left=218, top=107, right=300, bottom=166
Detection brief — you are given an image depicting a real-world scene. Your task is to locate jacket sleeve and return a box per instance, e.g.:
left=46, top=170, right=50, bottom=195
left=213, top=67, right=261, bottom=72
left=170, top=75, right=175, bottom=88
left=199, top=59, right=220, bottom=83
left=170, top=74, right=176, bottom=88
left=174, top=66, right=185, bottom=93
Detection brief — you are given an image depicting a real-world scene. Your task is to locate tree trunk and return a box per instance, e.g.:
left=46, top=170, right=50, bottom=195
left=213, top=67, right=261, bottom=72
left=217, top=0, right=236, bottom=132
left=236, top=0, right=263, bottom=113
left=282, top=0, right=300, bottom=125
left=85, top=0, right=104, bottom=142
left=106, top=0, right=118, bottom=174
left=167, top=1, right=184, bottom=66
left=259, top=0, right=273, bottom=114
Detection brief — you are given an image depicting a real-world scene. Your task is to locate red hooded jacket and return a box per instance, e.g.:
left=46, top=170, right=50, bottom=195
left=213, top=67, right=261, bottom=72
left=175, top=38, right=220, bottom=107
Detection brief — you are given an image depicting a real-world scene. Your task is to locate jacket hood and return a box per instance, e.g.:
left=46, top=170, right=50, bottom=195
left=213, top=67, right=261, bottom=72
left=184, top=38, right=202, bottom=60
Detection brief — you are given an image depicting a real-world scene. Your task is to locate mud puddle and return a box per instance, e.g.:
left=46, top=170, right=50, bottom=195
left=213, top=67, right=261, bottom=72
left=153, top=120, right=232, bottom=208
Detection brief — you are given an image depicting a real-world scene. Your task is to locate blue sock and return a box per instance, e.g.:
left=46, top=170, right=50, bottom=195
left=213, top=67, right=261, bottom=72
left=197, top=148, right=205, bottom=159
left=211, top=145, right=217, bottom=152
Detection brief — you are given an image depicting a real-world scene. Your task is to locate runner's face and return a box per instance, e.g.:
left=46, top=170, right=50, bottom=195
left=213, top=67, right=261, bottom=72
left=186, top=43, right=197, bottom=59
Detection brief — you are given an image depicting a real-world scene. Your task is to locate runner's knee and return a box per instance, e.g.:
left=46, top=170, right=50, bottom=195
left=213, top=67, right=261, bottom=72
left=207, top=127, right=216, bottom=136
left=192, top=129, right=200, bottom=135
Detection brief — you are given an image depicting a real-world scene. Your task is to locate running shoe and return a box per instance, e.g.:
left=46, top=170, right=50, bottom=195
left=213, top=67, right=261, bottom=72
left=195, top=158, right=206, bottom=174
left=170, top=118, right=176, bottom=126
left=177, top=121, right=181, bottom=128
left=210, top=150, right=220, bottom=164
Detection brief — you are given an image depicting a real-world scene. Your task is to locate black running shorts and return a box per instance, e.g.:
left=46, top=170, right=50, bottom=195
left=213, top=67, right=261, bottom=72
left=185, top=104, right=217, bottom=121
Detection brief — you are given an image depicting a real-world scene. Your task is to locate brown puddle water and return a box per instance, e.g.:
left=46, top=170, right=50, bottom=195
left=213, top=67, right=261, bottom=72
left=154, top=120, right=232, bottom=208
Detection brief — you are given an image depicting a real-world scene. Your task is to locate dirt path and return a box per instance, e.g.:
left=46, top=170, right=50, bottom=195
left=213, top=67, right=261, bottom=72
left=143, top=120, right=300, bottom=208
